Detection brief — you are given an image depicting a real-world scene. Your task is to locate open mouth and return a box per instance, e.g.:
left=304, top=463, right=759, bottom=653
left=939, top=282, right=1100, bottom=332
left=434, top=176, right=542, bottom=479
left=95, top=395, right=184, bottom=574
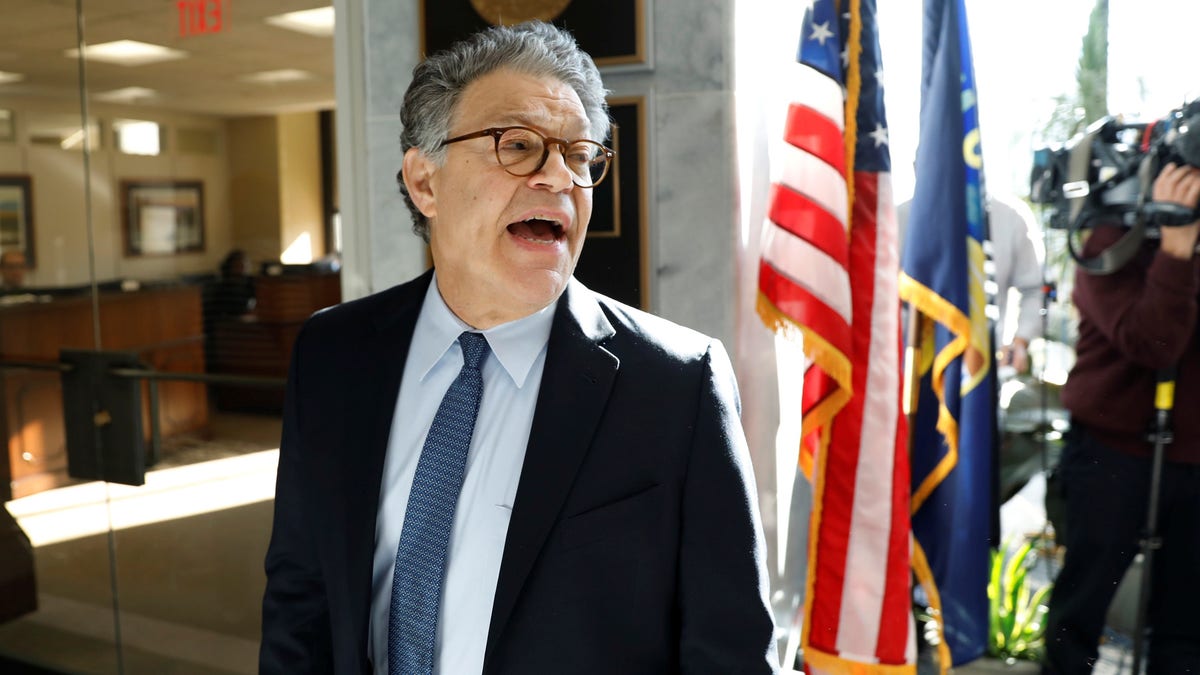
left=507, top=218, right=565, bottom=244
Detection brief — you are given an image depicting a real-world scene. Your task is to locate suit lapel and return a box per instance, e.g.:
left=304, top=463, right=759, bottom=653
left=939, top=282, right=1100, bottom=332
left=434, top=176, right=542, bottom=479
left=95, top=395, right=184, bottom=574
left=341, top=269, right=432, bottom=656
left=484, top=279, right=618, bottom=668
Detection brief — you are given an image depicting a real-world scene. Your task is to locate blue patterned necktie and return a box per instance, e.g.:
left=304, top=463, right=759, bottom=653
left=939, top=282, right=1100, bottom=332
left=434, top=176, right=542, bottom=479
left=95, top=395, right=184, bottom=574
left=388, top=331, right=490, bottom=675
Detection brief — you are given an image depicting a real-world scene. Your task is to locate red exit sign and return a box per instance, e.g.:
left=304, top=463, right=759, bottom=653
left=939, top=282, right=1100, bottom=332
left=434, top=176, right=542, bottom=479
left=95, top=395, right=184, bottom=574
left=178, top=0, right=226, bottom=36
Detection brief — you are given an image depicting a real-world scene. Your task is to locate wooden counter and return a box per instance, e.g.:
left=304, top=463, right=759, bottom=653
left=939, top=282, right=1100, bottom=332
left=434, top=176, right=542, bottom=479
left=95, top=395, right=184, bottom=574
left=208, top=271, right=340, bottom=413
left=1, top=285, right=208, bottom=500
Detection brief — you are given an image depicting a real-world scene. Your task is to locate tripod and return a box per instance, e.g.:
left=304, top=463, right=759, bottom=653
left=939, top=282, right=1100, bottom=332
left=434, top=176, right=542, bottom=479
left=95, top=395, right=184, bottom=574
left=1130, top=367, right=1176, bottom=674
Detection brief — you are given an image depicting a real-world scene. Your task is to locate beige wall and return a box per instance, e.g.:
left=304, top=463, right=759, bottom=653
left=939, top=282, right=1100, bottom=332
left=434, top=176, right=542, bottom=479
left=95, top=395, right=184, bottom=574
left=0, top=96, right=233, bottom=287
left=227, top=116, right=282, bottom=265
left=0, top=98, right=327, bottom=288
left=227, top=111, right=325, bottom=267
left=277, top=111, right=324, bottom=262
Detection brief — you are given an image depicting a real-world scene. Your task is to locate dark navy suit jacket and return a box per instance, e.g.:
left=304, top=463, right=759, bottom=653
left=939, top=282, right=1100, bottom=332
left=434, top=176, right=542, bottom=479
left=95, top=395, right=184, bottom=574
left=259, top=270, right=779, bottom=674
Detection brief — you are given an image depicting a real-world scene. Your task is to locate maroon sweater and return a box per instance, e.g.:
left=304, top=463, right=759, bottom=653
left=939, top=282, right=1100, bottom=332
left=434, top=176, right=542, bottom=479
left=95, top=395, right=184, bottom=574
left=1061, top=225, right=1200, bottom=463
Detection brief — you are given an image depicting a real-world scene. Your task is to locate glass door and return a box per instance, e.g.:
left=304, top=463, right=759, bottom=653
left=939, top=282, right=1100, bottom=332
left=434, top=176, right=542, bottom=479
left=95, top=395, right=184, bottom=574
left=0, top=2, right=336, bottom=672
left=0, top=1, right=126, bottom=671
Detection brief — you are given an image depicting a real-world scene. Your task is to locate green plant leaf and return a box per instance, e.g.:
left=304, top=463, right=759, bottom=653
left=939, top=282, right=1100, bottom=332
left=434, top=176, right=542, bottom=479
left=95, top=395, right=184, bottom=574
left=986, top=537, right=1054, bottom=661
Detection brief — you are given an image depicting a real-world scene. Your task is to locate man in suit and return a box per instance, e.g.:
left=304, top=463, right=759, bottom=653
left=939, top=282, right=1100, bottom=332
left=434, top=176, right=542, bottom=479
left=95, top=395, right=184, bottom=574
left=259, top=21, right=779, bottom=675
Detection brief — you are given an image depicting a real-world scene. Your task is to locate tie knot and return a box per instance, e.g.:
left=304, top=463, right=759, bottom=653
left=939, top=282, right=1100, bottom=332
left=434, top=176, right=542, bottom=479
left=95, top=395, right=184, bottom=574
left=458, top=332, right=490, bottom=370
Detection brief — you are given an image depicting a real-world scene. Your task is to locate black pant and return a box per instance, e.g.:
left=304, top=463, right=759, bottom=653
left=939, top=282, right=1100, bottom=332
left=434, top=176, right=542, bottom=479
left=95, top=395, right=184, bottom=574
left=1042, top=424, right=1200, bottom=674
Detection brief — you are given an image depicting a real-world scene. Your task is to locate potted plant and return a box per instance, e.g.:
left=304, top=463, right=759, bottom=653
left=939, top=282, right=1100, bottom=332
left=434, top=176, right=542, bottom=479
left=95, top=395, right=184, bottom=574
left=982, top=536, right=1053, bottom=671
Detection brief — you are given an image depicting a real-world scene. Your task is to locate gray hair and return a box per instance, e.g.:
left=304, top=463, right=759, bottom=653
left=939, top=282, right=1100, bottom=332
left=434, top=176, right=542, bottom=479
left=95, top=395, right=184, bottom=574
left=398, top=21, right=610, bottom=241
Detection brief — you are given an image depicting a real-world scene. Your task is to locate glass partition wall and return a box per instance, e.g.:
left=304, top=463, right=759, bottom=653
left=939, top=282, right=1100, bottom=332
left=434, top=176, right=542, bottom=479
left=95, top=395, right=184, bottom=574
left=0, top=2, right=336, bottom=672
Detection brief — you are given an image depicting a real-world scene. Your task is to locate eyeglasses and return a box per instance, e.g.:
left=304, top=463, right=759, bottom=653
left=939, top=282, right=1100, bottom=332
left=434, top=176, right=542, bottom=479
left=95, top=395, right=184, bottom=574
left=440, top=126, right=615, bottom=188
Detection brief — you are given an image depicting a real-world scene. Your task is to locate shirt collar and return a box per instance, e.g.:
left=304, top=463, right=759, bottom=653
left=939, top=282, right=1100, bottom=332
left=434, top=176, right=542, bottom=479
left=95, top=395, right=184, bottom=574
left=411, top=273, right=556, bottom=388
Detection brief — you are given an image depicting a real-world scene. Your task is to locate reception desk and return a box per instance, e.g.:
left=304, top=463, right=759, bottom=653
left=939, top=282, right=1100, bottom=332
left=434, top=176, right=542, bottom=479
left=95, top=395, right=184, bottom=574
left=1, top=284, right=208, bottom=500
left=208, top=270, right=341, bottom=413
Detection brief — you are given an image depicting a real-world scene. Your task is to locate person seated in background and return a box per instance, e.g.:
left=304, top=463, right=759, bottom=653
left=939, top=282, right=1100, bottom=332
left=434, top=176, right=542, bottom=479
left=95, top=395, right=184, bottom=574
left=1, top=250, right=27, bottom=293
left=202, top=249, right=257, bottom=371
left=206, top=249, right=256, bottom=319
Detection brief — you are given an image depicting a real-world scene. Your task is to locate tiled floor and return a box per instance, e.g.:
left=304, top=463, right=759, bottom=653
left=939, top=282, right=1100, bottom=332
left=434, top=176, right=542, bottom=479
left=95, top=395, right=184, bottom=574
left=1, top=422, right=1146, bottom=674
left=0, top=413, right=280, bottom=674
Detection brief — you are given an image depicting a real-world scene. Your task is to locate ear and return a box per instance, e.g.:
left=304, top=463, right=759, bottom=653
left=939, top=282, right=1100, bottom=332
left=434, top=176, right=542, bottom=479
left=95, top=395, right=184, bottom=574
left=402, top=147, right=438, bottom=219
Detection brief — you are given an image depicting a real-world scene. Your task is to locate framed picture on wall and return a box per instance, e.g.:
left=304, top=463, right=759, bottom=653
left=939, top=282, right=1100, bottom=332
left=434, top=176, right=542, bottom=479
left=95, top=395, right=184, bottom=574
left=572, top=96, right=648, bottom=309
left=121, top=180, right=205, bottom=256
left=0, top=174, right=35, bottom=267
left=420, top=0, right=651, bottom=71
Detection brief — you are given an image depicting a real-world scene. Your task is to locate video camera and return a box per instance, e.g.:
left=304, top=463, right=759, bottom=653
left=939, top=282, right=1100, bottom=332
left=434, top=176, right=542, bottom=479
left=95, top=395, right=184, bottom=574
left=1028, top=98, right=1200, bottom=271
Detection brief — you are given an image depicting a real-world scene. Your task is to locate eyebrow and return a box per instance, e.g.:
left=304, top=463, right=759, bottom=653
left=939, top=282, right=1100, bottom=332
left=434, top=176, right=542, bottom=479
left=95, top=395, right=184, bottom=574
left=491, top=113, right=593, bottom=140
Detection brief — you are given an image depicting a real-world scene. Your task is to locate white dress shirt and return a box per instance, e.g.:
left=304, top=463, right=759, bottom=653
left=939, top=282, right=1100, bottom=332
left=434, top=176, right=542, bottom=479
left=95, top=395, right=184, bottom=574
left=897, top=194, right=1044, bottom=344
left=986, top=195, right=1044, bottom=345
left=368, top=275, right=554, bottom=674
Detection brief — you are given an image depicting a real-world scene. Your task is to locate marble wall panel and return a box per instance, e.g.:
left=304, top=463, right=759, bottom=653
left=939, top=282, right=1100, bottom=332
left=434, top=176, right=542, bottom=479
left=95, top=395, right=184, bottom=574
left=647, top=0, right=731, bottom=94
left=363, top=116, right=426, bottom=294
left=364, top=0, right=421, bottom=119
left=650, top=90, right=737, bottom=347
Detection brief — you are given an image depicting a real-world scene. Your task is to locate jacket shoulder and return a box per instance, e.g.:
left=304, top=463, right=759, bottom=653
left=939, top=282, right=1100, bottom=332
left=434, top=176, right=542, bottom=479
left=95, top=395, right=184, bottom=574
left=590, top=292, right=716, bottom=366
left=300, top=275, right=427, bottom=342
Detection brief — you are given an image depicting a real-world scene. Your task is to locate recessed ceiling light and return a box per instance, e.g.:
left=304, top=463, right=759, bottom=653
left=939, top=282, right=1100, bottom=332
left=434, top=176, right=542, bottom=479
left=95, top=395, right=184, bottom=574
left=240, top=69, right=313, bottom=84
left=265, top=6, right=334, bottom=37
left=0, top=71, right=25, bottom=85
left=65, top=40, right=187, bottom=67
left=94, top=86, right=159, bottom=103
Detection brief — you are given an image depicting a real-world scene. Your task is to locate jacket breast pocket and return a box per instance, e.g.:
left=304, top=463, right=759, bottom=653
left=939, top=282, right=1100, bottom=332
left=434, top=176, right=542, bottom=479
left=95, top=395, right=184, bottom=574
left=559, top=483, right=663, bottom=551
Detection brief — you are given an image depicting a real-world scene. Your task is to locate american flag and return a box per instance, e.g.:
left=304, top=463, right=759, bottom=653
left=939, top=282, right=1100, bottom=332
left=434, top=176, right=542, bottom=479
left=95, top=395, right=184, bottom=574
left=756, top=0, right=915, bottom=671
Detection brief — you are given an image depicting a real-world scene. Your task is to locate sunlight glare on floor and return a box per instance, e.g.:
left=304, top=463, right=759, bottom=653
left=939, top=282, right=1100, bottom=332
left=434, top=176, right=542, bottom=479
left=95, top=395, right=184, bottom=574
left=5, top=448, right=279, bottom=547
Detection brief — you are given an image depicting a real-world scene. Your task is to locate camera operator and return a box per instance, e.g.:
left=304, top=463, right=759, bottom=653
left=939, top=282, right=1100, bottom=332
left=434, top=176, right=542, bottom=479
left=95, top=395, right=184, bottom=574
left=1043, top=162, right=1200, bottom=674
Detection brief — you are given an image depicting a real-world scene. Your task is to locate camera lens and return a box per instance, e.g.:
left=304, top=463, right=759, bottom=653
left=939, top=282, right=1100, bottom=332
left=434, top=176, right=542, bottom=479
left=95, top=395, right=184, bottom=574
left=1173, top=113, right=1200, bottom=169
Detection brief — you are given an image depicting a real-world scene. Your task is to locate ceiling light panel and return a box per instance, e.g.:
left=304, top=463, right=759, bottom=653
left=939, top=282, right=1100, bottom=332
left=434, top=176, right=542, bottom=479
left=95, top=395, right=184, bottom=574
left=239, top=69, right=313, bottom=84
left=66, top=40, right=187, bottom=67
left=94, top=87, right=159, bottom=103
left=265, top=6, right=334, bottom=37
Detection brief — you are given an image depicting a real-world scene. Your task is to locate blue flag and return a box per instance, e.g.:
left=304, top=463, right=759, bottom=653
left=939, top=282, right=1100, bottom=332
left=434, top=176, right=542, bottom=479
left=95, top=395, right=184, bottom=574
left=898, top=0, right=994, bottom=666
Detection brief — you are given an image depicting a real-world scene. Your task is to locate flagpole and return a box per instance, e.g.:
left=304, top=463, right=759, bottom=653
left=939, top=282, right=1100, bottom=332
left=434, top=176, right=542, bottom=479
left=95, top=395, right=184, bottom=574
left=902, top=303, right=923, bottom=441
left=903, top=303, right=948, bottom=674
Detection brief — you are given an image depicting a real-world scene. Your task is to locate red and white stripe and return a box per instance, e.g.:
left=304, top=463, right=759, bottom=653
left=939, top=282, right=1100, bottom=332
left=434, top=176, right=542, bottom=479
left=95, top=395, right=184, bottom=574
left=759, top=55, right=915, bottom=672
left=804, top=173, right=915, bottom=670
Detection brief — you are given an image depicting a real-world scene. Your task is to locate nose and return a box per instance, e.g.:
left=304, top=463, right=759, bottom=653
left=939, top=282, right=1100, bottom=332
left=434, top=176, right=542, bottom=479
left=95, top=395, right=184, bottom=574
left=527, top=143, right=576, bottom=192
